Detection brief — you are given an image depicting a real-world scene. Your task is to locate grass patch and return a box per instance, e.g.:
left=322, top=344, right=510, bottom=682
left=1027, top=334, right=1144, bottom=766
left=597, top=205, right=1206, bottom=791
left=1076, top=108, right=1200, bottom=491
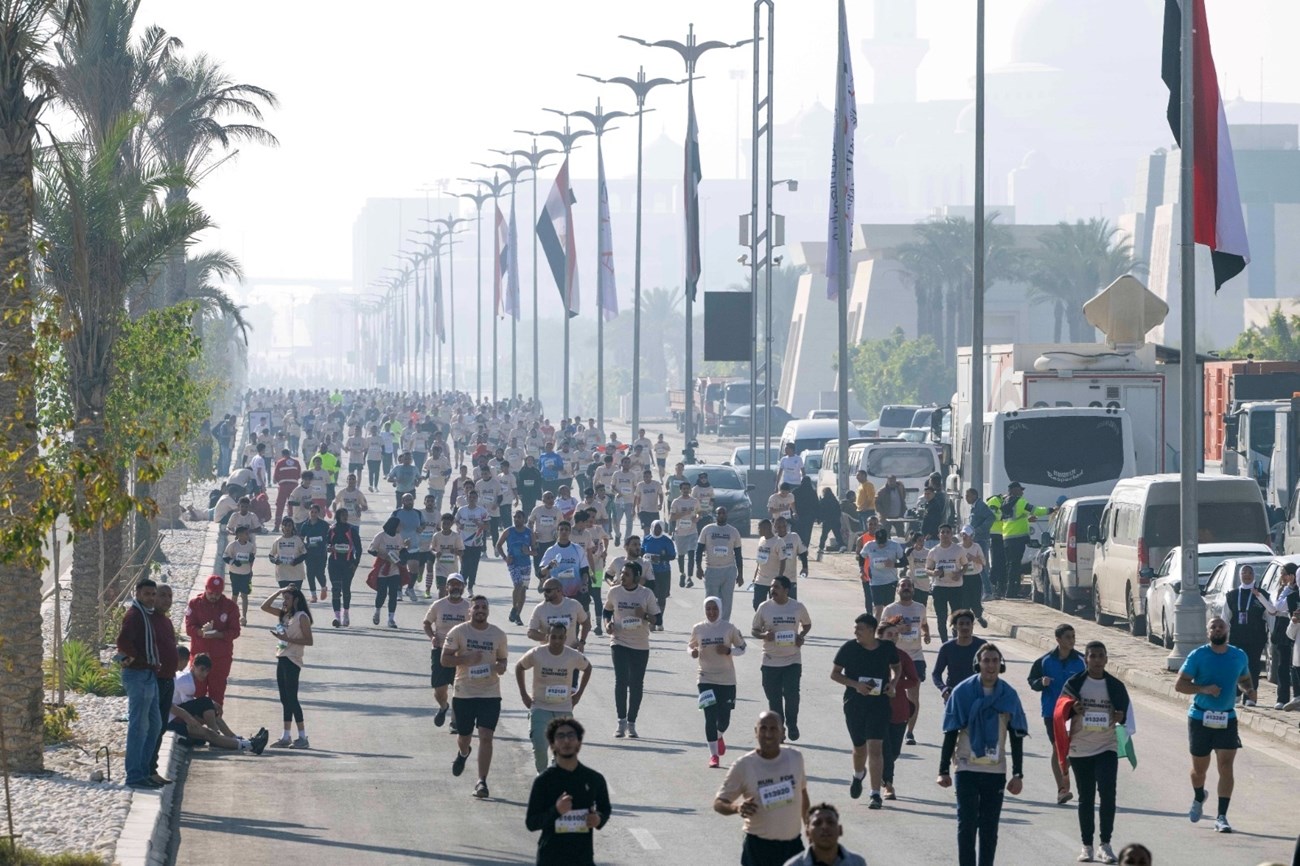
left=0, top=845, right=108, bottom=865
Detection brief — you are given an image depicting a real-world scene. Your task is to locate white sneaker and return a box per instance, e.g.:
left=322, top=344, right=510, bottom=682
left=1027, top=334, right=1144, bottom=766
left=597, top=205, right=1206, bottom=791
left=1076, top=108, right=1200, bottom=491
left=1077, top=845, right=1094, bottom=862
left=1097, top=843, right=1117, bottom=865
left=1275, top=702, right=1286, bottom=710
left=1214, top=815, right=1233, bottom=833
left=627, top=722, right=639, bottom=739
left=614, top=719, right=627, bottom=738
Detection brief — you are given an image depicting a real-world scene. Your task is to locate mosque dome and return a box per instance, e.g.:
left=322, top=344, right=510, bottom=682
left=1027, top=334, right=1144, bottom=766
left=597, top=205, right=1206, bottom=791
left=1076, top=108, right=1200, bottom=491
left=1010, top=0, right=1161, bottom=74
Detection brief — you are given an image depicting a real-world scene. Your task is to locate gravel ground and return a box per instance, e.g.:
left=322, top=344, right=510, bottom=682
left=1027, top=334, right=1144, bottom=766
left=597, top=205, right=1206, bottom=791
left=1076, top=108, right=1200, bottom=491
left=8, top=484, right=215, bottom=860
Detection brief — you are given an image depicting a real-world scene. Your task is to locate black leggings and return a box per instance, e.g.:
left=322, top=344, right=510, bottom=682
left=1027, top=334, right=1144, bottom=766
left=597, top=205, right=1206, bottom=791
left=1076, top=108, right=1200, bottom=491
left=677, top=548, right=696, bottom=577
left=367, top=460, right=381, bottom=488
left=818, top=521, right=846, bottom=550
left=882, top=720, right=908, bottom=784
left=650, top=572, right=671, bottom=626
left=329, top=561, right=356, bottom=609
left=305, top=558, right=327, bottom=594
left=611, top=645, right=650, bottom=722
left=932, top=586, right=964, bottom=642
left=374, top=574, right=401, bottom=613
left=1070, top=751, right=1118, bottom=846
left=277, top=656, right=304, bottom=724
left=700, top=683, right=736, bottom=742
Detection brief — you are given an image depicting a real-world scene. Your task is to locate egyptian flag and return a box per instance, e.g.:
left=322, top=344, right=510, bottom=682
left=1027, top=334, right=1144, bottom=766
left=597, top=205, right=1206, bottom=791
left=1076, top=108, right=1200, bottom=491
left=494, top=203, right=507, bottom=317
left=1161, top=0, right=1249, bottom=290
left=538, top=156, right=580, bottom=317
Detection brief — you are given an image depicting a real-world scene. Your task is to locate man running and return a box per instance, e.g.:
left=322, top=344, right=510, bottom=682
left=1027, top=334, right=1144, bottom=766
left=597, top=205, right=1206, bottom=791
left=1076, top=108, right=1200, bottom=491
left=516, top=622, right=592, bottom=774
left=455, top=490, right=489, bottom=593
left=713, top=710, right=809, bottom=866
left=422, top=574, right=470, bottom=730
left=670, top=481, right=699, bottom=588
left=1175, top=616, right=1255, bottom=833
left=529, top=490, right=564, bottom=590
left=752, top=576, right=812, bottom=741
left=634, top=468, right=663, bottom=534
left=932, top=610, right=987, bottom=705
left=695, top=506, right=744, bottom=621
left=831, top=612, right=900, bottom=809
left=1028, top=623, right=1085, bottom=806
left=524, top=717, right=610, bottom=866
left=926, top=524, right=968, bottom=641
left=528, top=577, right=590, bottom=649
left=882, top=577, right=931, bottom=745
left=442, top=595, right=509, bottom=799
left=751, top=519, right=787, bottom=610
left=497, top=510, right=535, bottom=624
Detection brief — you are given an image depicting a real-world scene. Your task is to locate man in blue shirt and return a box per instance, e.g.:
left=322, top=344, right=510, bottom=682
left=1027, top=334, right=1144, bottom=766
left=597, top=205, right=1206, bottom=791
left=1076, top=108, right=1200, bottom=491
left=1175, top=616, right=1255, bottom=834
left=1027, top=623, right=1085, bottom=804
left=389, top=493, right=426, bottom=602
left=538, top=443, right=564, bottom=496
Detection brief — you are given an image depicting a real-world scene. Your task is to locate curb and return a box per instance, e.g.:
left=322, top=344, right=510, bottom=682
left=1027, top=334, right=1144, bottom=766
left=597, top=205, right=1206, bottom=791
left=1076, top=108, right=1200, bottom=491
left=112, top=731, right=184, bottom=866
left=981, top=609, right=1300, bottom=751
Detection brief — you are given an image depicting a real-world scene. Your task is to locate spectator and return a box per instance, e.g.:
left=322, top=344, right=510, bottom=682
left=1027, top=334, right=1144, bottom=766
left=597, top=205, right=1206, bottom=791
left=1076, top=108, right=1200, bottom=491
left=185, top=575, right=242, bottom=707
left=817, top=487, right=847, bottom=556
left=876, top=475, right=907, bottom=522
left=854, top=470, right=876, bottom=531
left=148, top=584, right=179, bottom=786
left=115, top=578, right=167, bottom=789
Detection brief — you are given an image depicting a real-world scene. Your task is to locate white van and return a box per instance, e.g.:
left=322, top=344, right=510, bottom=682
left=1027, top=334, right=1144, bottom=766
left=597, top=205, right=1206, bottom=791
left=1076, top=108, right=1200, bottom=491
left=876, top=405, right=921, bottom=439
left=778, top=419, right=847, bottom=461
left=816, top=438, right=870, bottom=495
left=819, top=440, right=940, bottom=507
left=1091, top=474, right=1270, bottom=637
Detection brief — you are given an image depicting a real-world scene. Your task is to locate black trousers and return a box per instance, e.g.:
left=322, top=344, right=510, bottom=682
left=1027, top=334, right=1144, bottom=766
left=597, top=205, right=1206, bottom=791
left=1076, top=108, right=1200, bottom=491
left=955, top=770, right=1005, bottom=866
left=276, top=656, right=304, bottom=724
left=933, top=586, right=964, bottom=642
left=699, top=683, right=736, bottom=742
left=304, top=557, right=327, bottom=593
left=760, top=664, right=802, bottom=729
left=611, top=645, right=649, bottom=722
left=1070, top=751, right=1118, bottom=847
left=1272, top=639, right=1296, bottom=703
left=374, top=574, right=401, bottom=613
left=461, top=546, right=483, bottom=589
left=1000, top=536, right=1027, bottom=598
left=882, top=719, right=908, bottom=784
left=988, top=535, right=1004, bottom=596
left=328, top=560, right=356, bottom=609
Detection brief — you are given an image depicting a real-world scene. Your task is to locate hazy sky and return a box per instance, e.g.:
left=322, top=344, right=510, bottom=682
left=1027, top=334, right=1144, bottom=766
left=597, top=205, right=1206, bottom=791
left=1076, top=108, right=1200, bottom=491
left=137, top=0, right=1300, bottom=285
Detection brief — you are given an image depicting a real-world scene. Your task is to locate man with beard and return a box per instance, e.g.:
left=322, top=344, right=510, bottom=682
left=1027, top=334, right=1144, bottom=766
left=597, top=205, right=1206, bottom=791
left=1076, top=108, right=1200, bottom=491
left=524, top=718, right=610, bottom=866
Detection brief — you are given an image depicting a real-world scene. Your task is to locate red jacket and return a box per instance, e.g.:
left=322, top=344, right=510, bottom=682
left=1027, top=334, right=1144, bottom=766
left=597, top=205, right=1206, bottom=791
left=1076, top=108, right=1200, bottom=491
left=273, top=455, right=303, bottom=485
left=184, top=594, right=241, bottom=659
left=890, top=651, right=920, bottom=724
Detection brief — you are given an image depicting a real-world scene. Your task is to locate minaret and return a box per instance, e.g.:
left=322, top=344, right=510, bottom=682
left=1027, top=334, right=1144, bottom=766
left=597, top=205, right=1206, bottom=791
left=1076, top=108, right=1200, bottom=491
left=861, top=0, right=929, bottom=104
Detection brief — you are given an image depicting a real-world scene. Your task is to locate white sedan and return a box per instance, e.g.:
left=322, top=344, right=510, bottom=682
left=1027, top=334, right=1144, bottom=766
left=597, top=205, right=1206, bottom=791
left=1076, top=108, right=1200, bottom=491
left=1145, top=543, right=1274, bottom=649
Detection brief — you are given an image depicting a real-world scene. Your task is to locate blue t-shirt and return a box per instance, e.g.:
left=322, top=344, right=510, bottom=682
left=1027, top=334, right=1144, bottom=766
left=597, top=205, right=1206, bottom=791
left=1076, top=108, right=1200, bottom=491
left=538, top=452, right=564, bottom=481
left=505, top=526, right=534, bottom=562
left=539, top=542, right=589, bottom=598
left=642, top=534, right=676, bottom=574
left=1179, top=644, right=1249, bottom=721
left=390, top=508, right=425, bottom=547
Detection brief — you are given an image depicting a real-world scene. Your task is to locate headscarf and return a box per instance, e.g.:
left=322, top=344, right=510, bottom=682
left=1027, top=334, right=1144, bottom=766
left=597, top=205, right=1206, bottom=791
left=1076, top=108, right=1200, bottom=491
left=650, top=519, right=665, bottom=536
left=704, top=595, right=722, bottom=621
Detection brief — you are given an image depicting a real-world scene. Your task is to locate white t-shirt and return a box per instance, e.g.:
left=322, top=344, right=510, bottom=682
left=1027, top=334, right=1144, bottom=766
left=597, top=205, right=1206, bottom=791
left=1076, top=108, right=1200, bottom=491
left=777, top=454, right=804, bottom=486
left=169, top=670, right=198, bottom=722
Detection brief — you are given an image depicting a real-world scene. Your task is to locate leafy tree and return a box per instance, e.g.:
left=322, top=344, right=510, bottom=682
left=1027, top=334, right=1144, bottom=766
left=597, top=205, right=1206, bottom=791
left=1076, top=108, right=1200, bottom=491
left=1227, top=309, right=1300, bottom=361
left=1027, top=218, right=1145, bottom=341
left=850, top=327, right=954, bottom=418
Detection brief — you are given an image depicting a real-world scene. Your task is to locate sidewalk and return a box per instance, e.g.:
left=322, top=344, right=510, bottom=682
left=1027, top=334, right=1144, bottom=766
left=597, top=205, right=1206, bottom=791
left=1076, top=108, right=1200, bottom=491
left=797, top=542, right=1300, bottom=750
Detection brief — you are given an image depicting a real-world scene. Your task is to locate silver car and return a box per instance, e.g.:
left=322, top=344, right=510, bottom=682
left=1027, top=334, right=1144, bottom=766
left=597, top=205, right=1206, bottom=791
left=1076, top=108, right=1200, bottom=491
left=1035, top=496, right=1108, bottom=613
left=1145, top=544, right=1274, bottom=649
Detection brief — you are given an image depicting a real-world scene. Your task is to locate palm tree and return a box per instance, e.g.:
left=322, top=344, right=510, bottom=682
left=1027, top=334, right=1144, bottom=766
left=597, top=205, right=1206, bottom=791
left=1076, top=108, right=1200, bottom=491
left=639, top=287, right=683, bottom=389
left=1027, top=218, right=1146, bottom=342
left=37, top=115, right=213, bottom=642
left=0, top=0, right=85, bottom=775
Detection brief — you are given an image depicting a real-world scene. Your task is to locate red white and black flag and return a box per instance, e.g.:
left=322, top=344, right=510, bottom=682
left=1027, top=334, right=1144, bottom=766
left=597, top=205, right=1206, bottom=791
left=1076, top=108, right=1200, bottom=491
left=1161, top=0, right=1249, bottom=290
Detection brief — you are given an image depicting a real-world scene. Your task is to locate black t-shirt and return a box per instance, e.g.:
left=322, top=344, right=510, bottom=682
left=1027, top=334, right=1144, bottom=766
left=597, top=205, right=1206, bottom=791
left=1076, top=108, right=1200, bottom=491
left=525, top=762, right=611, bottom=866
left=833, top=639, right=899, bottom=704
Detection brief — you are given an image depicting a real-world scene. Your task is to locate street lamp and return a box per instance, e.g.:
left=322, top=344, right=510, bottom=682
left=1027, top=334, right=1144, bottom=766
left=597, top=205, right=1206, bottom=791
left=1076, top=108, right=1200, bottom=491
left=501, top=140, right=561, bottom=407
left=429, top=214, right=470, bottom=392
left=460, top=174, right=513, bottom=404
left=458, top=183, right=493, bottom=403
left=578, top=67, right=685, bottom=442
left=549, top=100, right=633, bottom=437
left=477, top=157, right=538, bottom=403
left=620, top=24, right=753, bottom=463
left=532, top=119, right=592, bottom=421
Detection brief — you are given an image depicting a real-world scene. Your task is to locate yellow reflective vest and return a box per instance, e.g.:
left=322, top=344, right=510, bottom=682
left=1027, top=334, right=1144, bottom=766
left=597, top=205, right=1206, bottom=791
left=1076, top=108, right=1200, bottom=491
left=998, top=495, right=1049, bottom=539
left=986, top=495, right=1003, bottom=536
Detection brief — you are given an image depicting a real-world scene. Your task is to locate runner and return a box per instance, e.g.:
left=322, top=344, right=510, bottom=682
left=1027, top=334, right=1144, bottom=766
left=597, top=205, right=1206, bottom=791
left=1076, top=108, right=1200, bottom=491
left=772, top=517, right=809, bottom=600
left=421, top=573, right=472, bottom=729
left=442, top=595, right=510, bottom=798
left=860, top=527, right=905, bottom=618
left=634, top=468, right=663, bottom=534
left=876, top=617, right=921, bottom=802
left=830, top=612, right=900, bottom=809
left=368, top=515, right=408, bottom=629
left=1028, top=623, right=1086, bottom=806
left=1175, top=617, right=1255, bottom=833
left=538, top=522, right=591, bottom=617
left=390, top=492, right=426, bottom=602
left=455, top=490, right=490, bottom=593
left=326, top=508, right=362, bottom=627
left=670, top=481, right=699, bottom=588
left=767, top=483, right=796, bottom=524
left=787, top=803, right=867, bottom=866
left=422, top=446, right=453, bottom=511
left=958, top=526, right=988, bottom=627
left=527, top=577, right=590, bottom=649
left=492, top=510, right=533, bottom=623
left=653, top=433, right=671, bottom=481
left=516, top=622, right=592, bottom=774
left=572, top=509, right=608, bottom=635
left=528, top=490, right=564, bottom=590
left=695, top=507, right=744, bottom=621
left=751, top=519, right=787, bottom=610
left=776, top=443, right=804, bottom=490
left=938, top=643, right=1028, bottom=866
left=221, top=524, right=257, bottom=626
left=524, top=717, right=611, bottom=866
left=926, top=524, right=968, bottom=642
left=603, top=561, right=659, bottom=738
left=932, top=610, right=987, bottom=704
left=713, top=710, right=809, bottom=866
left=296, top=505, right=330, bottom=601
left=882, top=577, right=932, bottom=745
left=752, top=576, right=812, bottom=741
left=610, top=456, right=637, bottom=544
left=1052, top=640, right=1132, bottom=865
left=330, top=473, right=368, bottom=524
left=414, top=494, right=441, bottom=598
left=688, top=595, right=747, bottom=767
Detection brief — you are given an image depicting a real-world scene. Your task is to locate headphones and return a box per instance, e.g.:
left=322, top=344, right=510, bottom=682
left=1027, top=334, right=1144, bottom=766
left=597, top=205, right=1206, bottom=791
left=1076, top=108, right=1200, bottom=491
left=973, top=648, right=1007, bottom=674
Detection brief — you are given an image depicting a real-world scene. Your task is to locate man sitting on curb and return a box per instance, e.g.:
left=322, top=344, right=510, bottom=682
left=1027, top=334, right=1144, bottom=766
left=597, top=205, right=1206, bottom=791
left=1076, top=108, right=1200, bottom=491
left=168, top=653, right=269, bottom=754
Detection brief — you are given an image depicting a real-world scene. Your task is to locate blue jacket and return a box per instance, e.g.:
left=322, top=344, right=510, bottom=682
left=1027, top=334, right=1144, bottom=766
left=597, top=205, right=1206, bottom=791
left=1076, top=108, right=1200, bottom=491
left=1027, top=648, right=1086, bottom=720
left=642, top=534, right=676, bottom=574
left=538, top=452, right=564, bottom=481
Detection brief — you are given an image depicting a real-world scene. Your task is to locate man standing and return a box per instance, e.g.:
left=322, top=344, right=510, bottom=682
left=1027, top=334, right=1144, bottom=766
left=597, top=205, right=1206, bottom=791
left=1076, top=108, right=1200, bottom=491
left=421, top=574, right=470, bottom=730
left=116, top=578, right=167, bottom=789
left=776, top=443, right=804, bottom=490
left=696, top=507, right=744, bottom=621
left=516, top=623, right=593, bottom=774
left=854, top=471, right=876, bottom=534
left=525, top=718, right=610, bottom=866
left=1175, top=617, right=1255, bottom=833
left=995, top=481, right=1050, bottom=599
left=714, top=710, right=809, bottom=866
left=442, top=595, right=510, bottom=799
left=184, top=574, right=241, bottom=707
left=965, top=488, right=996, bottom=601
left=831, top=613, right=900, bottom=810
left=148, top=583, right=179, bottom=786
left=271, top=447, right=303, bottom=525
left=752, top=577, right=812, bottom=741
left=783, top=803, right=867, bottom=866
left=1225, top=564, right=1270, bottom=703
left=938, top=643, right=1028, bottom=866
left=1028, top=623, right=1086, bottom=806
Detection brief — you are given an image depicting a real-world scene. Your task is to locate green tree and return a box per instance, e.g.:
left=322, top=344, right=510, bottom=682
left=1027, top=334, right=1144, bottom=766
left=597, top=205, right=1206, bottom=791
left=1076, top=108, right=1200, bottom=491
left=1227, top=309, right=1300, bottom=360
left=1027, top=218, right=1145, bottom=342
left=0, top=0, right=86, bottom=775
left=850, top=327, right=954, bottom=418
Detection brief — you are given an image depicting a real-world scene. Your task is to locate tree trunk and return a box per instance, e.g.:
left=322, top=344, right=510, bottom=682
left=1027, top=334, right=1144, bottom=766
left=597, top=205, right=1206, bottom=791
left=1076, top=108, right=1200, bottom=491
left=0, top=134, right=44, bottom=772
left=67, top=421, right=127, bottom=645
left=1053, top=302, right=1063, bottom=342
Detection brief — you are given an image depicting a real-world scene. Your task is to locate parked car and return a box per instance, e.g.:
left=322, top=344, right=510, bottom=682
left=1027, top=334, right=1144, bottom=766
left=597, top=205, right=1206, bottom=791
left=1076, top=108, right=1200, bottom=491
left=807, top=409, right=838, bottom=419
left=1144, top=544, right=1274, bottom=648
left=725, top=445, right=781, bottom=468
left=686, top=464, right=755, bottom=536
left=895, top=427, right=930, bottom=443
left=1259, top=554, right=1300, bottom=670
left=801, top=449, right=823, bottom=479
left=718, top=405, right=794, bottom=439
left=1031, top=496, right=1108, bottom=613
left=876, top=405, right=921, bottom=438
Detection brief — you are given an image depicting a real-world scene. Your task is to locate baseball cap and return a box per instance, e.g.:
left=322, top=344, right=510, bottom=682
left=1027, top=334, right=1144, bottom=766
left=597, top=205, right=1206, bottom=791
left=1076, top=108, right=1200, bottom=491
left=446, top=573, right=466, bottom=586
left=205, top=575, right=224, bottom=593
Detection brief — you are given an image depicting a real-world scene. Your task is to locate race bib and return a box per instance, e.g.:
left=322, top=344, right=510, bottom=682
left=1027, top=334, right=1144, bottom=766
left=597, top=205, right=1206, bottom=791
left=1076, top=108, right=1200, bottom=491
left=620, top=616, right=642, bottom=631
left=1203, top=710, right=1229, bottom=730
left=420, top=529, right=435, bottom=542
left=554, top=811, right=590, bottom=834
left=553, top=565, right=575, bottom=579
left=539, top=515, right=556, bottom=527
left=756, top=548, right=770, bottom=564
left=468, top=663, right=491, bottom=680
left=307, top=536, right=323, bottom=547
left=712, top=545, right=729, bottom=558
left=778, top=510, right=791, bottom=519
left=619, top=483, right=633, bottom=494
left=332, top=543, right=351, bottom=553
left=438, top=552, right=456, bottom=564
left=757, top=779, right=796, bottom=809
left=1082, top=711, right=1110, bottom=732
left=858, top=677, right=883, bottom=696
left=543, top=684, right=570, bottom=703
left=676, top=518, right=694, bottom=533
left=775, top=630, right=796, bottom=647
left=234, top=555, right=248, bottom=565
left=698, top=689, right=717, bottom=709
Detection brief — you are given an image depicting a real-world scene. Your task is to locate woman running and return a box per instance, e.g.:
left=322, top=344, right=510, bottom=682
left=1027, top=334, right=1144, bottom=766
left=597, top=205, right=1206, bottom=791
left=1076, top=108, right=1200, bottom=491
left=687, top=595, right=746, bottom=767
left=603, top=561, right=659, bottom=739
left=262, top=585, right=314, bottom=749
left=270, top=517, right=307, bottom=590
left=369, top=515, right=408, bottom=628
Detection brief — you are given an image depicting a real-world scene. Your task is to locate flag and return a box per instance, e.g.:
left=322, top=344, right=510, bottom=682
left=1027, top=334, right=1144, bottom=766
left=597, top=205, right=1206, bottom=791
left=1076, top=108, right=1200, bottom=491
left=506, top=193, right=521, bottom=320
left=1116, top=723, right=1138, bottom=769
left=494, top=203, right=507, bottom=317
left=1161, top=0, right=1249, bottom=290
left=538, top=156, right=579, bottom=317
left=825, top=0, right=857, bottom=301
left=433, top=252, right=446, bottom=343
left=684, top=88, right=702, bottom=302
left=597, top=142, right=618, bottom=321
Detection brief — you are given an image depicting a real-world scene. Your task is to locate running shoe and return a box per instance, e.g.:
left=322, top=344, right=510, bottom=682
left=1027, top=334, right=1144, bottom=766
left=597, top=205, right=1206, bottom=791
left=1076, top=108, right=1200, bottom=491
left=290, top=736, right=309, bottom=749
left=627, top=722, right=639, bottom=739
left=787, top=724, right=800, bottom=741
left=708, top=755, right=720, bottom=769
left=239, top=616, right=247, bottom=627
left=1097, top=843, right=1117, bottom=864
left=977, top=616, right=989, bottom=628
left=342, top=610, right=350, bottom=627
left=905, top=732, right=916, bottom=746
left=452, top=747, right=471, bottom=777
left=717, top=736, right=726, bottom=756
left=614, top=720, right=627, bottom=739
left=1077, top=845, right=1094, bottom=862
left=1214, top=816, right=1232, bottom=833
left=473, top=780, right=490, bottom=799
left=424, top=589, right=432, bottom=599
left=686, top=578, right=694, bottom=588
left=434, top=706, right=447, bottom=727
left=883, top=785, right=896, bottom=801
left=388, top=617, right=398, bottom=629
left=249, top=728, right=269, bottom=756
left=868, top=793, right=882, bottom=810
left=270, top=736, right=292, bottom=749
left=372, top=610, right=381, bottom=626
left=331, top=616, right=340, bottom=628
left=1189, top=795, right=1204, bottom=823
left=849, top=775, right=863, bottom=799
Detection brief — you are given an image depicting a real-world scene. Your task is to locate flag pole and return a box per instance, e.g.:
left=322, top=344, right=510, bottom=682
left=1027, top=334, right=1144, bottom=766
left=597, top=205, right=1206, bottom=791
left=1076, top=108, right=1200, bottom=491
left=834, top=0, right=851, bottom=499
left=971, top=0, right=985, bottom=497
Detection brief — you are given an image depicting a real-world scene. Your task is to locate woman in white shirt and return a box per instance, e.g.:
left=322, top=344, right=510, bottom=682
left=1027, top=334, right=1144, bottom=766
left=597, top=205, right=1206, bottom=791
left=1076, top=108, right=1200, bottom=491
left=687, top=596, right=746, bottom=767
left=261, top=586, right=314, bottom=749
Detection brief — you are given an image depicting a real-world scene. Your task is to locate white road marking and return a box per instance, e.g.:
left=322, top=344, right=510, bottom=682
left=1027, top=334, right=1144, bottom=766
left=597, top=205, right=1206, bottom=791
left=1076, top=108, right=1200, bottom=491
left=627, top=828, right=661, bottom=850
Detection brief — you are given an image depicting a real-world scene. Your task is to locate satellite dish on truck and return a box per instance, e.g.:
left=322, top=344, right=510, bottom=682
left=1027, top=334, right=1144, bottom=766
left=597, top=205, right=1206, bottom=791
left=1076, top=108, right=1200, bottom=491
left=1082, top=275, right=1169, bottom=351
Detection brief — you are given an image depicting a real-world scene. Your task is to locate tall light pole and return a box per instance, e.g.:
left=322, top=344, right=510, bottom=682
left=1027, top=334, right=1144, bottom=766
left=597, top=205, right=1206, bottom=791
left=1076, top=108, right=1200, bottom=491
left=478, top=157, right=535, bottom=403
left=461, top=174, right=512, bottom=404
left=430, top=214, right=469, bottom=392
left=578, top=68, right=684, bottom=441
left=970, top=0, right=986, bottom=497
left=749, top=0, right=777, bottom=474
left=548, top=100, right=631, bottom=436
left=621, top=25, right=753, bottom=462
left=506, top=137, right=561, bottom=407
left=533, top=120, right=592, bottom=420
left=418, top=228, right=450, bottom=390
left=458, top=184, right=493, bottom=403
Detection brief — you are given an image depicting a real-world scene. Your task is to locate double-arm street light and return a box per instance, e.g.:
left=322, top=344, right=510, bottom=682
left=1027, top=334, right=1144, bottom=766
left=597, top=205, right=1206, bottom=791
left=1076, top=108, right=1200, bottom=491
left=478, top=157, right=534, bottom=402
left=507, top=137, right=561, bottom=408
left=578, top=67, right=684, bottom=440
left=428, top=214, right=470, bottom=392
left=458, top=183, right=494, bottom=403
left=620, top=25, right=753, bottom=461
left=547, top=100, right=632, bottom=437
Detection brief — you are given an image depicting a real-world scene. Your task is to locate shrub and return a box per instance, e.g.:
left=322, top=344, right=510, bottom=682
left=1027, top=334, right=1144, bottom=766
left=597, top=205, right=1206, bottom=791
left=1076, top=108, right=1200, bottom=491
left=0, top=845, right=108, bottom=865
left=42, top=703, right=78, bottom=746
left=57, top=640, right=124, bottom=697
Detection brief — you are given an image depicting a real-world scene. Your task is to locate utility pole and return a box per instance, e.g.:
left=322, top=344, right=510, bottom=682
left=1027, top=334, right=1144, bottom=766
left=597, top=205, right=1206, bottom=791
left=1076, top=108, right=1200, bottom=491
left=479, top=157, right=538, bottom=405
